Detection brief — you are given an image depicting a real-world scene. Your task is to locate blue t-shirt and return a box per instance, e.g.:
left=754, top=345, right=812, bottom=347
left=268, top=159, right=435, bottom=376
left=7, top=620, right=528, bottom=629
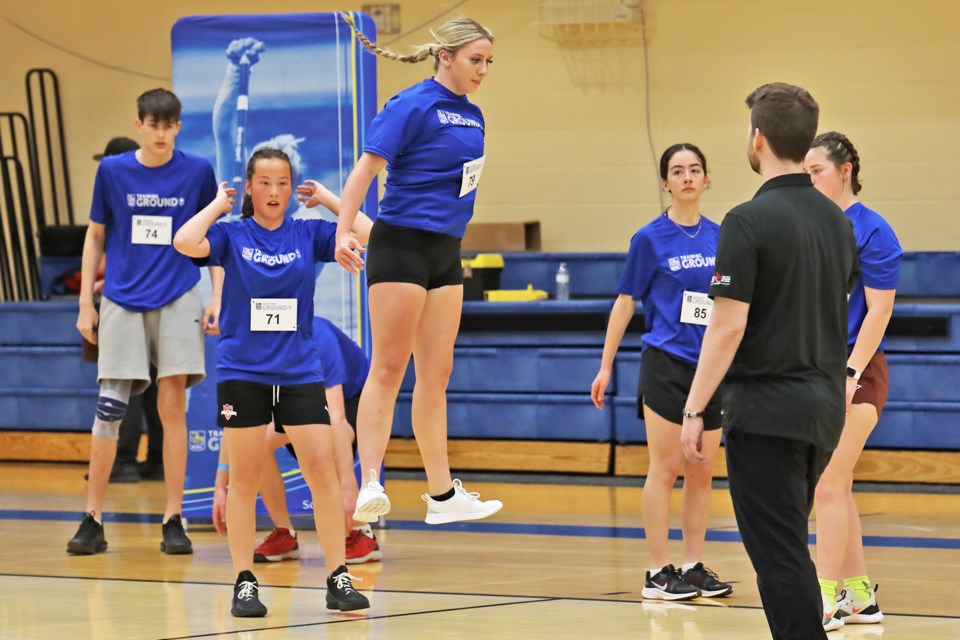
left=845, top=202, right=902, bottom=350
left=616, top=214, right=721, bottom=365
left=312, top=317, right=370, bottom=400
left=201, top=217, right=337, bottom=385
left=90, top=150, right=217, bottom=312
left=364, top=78, right=485, bottom=237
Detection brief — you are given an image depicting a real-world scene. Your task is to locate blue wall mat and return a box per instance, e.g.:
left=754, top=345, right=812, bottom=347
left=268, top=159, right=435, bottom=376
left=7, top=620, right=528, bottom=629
left=897, top=252, right=960, bottom=297
left=886, top=354, right=960, bottom=402
left=0, top=387, right=97, bottom=430
left=401, top=347, right=605, bottom=394
left=393, top=392, right=612, bottom=441
left=869, top=401, right=960, bottom=449
left=0, top=302, right=78, bottom=346
left=0, top=347, right=97, bottom=387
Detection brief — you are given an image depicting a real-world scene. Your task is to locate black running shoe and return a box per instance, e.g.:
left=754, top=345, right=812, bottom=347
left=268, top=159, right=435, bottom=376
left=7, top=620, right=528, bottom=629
left=160, top=514, right=193, bottom=554
left=67, top=512, right=108, bottom=555
left=231, top=570, right=267, bottom=617
left=326, top=565, right=370, bottom=612
left=681, top=562, right=733, bottom=597
left=108, top=462, right=140, bottom=484
left=642, top=564, right=700, bottom=601
left=139, top=459, right=164, bottom=481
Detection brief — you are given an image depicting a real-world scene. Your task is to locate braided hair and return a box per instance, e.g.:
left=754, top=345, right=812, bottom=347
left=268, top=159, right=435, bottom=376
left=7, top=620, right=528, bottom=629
left=811, top=131, right=862, bottom=195
left=340, top=13, right=493, bottom=71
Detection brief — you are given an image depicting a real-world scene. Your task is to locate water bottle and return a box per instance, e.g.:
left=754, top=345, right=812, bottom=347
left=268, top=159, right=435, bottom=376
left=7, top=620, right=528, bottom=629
left=555, top=262, right=570, bottom=301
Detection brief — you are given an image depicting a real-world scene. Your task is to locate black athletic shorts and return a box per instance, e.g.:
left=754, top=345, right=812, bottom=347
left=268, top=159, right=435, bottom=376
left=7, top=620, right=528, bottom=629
left=284, top=393, right=360, bottom=460
left=217, top=380, right=328, bottom=429
left=638, top=346, right=722, bottom=430
left=365, top=218, right=463, bottom=289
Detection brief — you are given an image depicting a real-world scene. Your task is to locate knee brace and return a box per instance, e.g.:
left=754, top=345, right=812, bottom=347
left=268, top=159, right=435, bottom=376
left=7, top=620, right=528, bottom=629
left=92, top=379, right=133, bottom=439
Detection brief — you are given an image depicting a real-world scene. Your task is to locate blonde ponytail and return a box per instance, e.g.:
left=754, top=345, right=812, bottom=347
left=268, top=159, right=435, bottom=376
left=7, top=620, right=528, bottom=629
left=340, top=13, right=493, bottom=69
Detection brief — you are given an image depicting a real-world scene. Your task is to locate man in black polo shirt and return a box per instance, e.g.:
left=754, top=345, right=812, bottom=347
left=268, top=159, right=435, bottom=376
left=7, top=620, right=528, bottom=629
left=680, top=82, right=859, bottom=639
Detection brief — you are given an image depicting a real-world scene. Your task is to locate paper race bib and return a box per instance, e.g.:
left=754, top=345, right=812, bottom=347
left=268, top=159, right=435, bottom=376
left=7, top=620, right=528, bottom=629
left=680, top=290, right=712, bottom=326
left=131, top=215, right=172, bottom=245
left=250, top=298, right=297, bottom=331
left=459, top=156, right=485, bottom=198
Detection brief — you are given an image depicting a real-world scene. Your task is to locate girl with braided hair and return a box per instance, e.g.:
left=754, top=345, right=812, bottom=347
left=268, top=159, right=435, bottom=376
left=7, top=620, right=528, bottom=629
left=334, top=14, right=502, bottom=525
left=805, top=132, right=902, bottom=631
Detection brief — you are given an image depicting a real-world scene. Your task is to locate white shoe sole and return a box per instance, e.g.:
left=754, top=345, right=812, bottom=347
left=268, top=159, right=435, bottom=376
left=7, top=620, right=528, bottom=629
left=424, top=500, right=503, bottom=525
left=844, top=611, right=884, bottom=624
left=641, top=587, right=699, bottom=601
left=698, top=586, right=733, bottom=598
left=345, top=549, right=383, bottom=565
left=353, top=494, right=391, bottom=523
left=254, top=549, right=301, bottom=562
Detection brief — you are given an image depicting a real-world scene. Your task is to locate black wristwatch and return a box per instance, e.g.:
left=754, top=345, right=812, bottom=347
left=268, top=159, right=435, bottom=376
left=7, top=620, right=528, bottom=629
left=682, top=409, right=704, bottom=418
left=846, top=366, right=861, bottom=381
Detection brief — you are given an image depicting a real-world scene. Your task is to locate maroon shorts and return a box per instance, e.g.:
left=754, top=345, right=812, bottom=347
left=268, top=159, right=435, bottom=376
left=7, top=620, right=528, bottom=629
left=852, top=351, right=889, bottom=417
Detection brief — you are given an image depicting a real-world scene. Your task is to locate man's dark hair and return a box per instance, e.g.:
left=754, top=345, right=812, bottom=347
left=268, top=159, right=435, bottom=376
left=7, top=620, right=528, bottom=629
left=745, top=83, right=819, bottom=163
left=137, top=88, right=181, bottom=123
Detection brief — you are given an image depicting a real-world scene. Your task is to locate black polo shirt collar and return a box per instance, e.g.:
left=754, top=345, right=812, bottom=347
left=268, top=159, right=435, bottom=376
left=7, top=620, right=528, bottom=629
left=754, top=172, right=812, bottom=198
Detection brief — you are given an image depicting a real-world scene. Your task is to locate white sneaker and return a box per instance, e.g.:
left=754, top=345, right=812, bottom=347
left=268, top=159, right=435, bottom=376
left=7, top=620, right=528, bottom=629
left=422, top=479, right=503, bottom=525
left=823, top=592, right=845, bottom=632
left=837, top=586, right=885, bottom=624
left=352, top=469, right=391, bottom=523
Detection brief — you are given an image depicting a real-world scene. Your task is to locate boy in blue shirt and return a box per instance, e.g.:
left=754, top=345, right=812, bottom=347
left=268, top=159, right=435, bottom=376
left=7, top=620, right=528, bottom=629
left=67, top=89, right=223, bottom=556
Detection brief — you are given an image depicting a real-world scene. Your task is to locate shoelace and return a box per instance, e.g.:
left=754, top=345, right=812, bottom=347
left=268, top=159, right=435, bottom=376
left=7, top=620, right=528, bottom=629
left=452, top=479, right=481, bottom=502
left=333, top=572, right=363, bottom=593
left=696, top=565, right=721, bottom=580
left=365, top=468, right=383, bottom=491
left=237, top=581, right=258, bottom=601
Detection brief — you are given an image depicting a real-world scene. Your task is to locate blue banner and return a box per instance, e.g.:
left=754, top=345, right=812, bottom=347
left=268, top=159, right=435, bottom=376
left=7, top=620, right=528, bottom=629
left=171, top=12, right=378, bottom=520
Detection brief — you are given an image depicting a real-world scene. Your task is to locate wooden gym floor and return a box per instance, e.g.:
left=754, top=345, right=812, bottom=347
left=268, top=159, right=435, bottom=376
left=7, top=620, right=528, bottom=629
left=1, top=462, right=959, bottom=639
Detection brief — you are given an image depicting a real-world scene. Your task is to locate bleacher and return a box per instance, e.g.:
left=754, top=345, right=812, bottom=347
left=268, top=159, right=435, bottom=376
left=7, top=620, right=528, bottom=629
left=2, top=251, right=959, bottom=483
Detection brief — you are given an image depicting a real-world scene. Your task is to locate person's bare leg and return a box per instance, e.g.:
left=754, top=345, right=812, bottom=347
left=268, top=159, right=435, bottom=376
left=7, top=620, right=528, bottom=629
left=356, top=282, right=425, bottom=483
left=85, top=436, right=118, bottom=516
left=815, top=403, right=879, bottom=583
left=225, top=425, right=268, bottom=574
left=680, top=428, right=722, bottom=565
left=286, top=424, right=344, bottom=574
left=260, top=429, right=294, bottom=531
left=410, top=285, right=463, bottom=495
left=156, top=375, right=188, bottom=521
left=642, top=406, right=684, bottom=569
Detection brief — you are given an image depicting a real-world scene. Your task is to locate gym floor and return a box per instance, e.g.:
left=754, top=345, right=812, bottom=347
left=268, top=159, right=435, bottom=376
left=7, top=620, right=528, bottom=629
left=2, top=463, right=958, bottom=639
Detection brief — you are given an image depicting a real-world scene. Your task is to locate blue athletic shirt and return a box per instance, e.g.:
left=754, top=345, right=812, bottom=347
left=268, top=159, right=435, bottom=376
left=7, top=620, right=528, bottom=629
left=845, top=202, right=902, bottom=350
left=313, top=317, right=370, bottom=400
left=616, top=214, right=721, bottom=365
left=90, top=150, right=217, bottom=312
left=200, top=217, right=336, bottom=385
left=364, top=78, right=485, bottom=237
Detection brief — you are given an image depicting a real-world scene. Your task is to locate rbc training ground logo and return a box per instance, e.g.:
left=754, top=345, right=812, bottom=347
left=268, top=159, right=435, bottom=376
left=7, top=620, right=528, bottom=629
left=188, top=429, right=223, bottom=452
left=188, top=430, right=206, bottom=452
left=126, top=193, right=186, bottom=207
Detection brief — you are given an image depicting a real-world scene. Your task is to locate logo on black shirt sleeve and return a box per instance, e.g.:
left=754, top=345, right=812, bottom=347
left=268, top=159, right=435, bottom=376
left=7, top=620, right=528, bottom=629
left=711, top=271, right=731, bottom=286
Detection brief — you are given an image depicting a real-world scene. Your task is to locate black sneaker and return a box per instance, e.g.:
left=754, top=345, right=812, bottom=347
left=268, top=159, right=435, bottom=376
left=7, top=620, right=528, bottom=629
left=160, top=514, right=193, bottom=554
left=109, top=462, right=140, bottom=484
left=67, top=512, right=108, bottom=555
left=231, top=570, right=267, bottom=617
left=139, top=459, right=164, bottom=481
left=681, top=562, right=733, bottom=597
left=326, top=565, right=370, bottom=612
left=642, top=564, right=700, bottom=601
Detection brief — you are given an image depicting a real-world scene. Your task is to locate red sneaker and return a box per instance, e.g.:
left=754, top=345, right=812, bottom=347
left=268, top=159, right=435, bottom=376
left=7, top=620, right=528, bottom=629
left=253, top=528, right=300, bottom=562
left=345, top=527, right=382, bottom=565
